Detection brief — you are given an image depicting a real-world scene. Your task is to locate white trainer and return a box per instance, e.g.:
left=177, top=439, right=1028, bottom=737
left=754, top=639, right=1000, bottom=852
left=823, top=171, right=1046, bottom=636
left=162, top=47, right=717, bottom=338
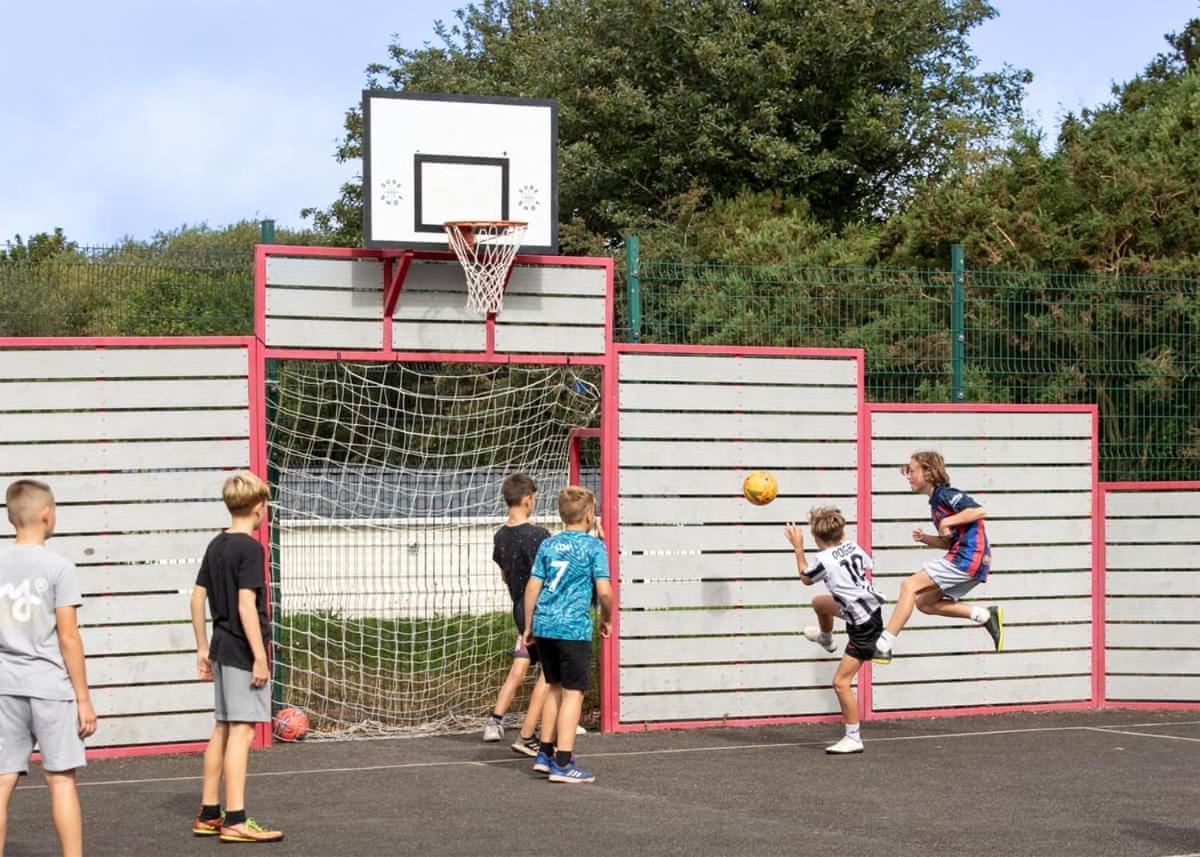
left=803, top=626, right=837, bottom=653
left=825, top=735, right=864, bottom=754
left=482, top=721, right=504, bottom=742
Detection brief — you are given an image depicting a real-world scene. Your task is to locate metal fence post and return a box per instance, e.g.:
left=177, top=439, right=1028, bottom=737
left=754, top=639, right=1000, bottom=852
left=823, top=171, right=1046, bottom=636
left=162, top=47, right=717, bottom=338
left=626, top=235, right=641, bottom=343
left=951, top=244, right=965, bottom=402
left=260, top=219, right=282, bottom=711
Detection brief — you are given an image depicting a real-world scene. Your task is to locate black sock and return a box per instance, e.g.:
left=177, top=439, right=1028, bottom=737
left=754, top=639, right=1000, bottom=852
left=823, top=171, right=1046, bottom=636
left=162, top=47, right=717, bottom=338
left=224, top=809, right=247, bottom=826
left=199, top=804, right=222, bottom=821
left=539, top=741, right=555, bottom=756
left=554, top=750, right=573, bottom=767
left=490, top=713, right=503, bottom=724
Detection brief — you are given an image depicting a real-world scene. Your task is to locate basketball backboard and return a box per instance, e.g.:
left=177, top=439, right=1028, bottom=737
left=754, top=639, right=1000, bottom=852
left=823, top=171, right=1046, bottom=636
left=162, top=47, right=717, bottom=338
left=363, top=92, right=558, bottom=253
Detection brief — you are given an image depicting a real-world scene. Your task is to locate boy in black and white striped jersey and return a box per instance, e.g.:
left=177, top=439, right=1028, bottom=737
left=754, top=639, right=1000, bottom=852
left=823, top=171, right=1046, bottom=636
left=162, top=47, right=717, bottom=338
left=784, top=506, right=886, bottom=754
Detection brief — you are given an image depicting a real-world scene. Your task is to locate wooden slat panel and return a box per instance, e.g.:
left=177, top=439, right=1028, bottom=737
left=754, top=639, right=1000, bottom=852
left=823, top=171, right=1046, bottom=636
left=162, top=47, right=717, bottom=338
left=902, top=597, right=1092, bottom=628
left=393, top=261, right=463, bottom=292
left=872, top=518, right=1092, bottom=548
left=620, top=383, right=858, bottom=413
left=0, top=439, right=249, bottom=474
left=873, top=545, right=1092, bottom=572
left=620, top=412, right=855, bottom=441
left=0, top=471, right=232, bottom=504
left=392, top=289, right=478, bottom=322
left=1106, top=571, right=1200, bottom=596
left=1105, top=649, right=1200, bottom=675
left=620, top=579, right=815, bottom=610
left=494, top=323, right=606, bottom=355
left=872, top=465, right=1093, bottom=493
left=871, top=650, right=1091, bottom=685
left=1106, top=518, right=1200, bottom=543
left=507, top=265, right=607, bottom=297
left=873, top=492, right=1093, bottom=519
left=620, top=468, right=857, bottom=497
left=80, top=623, right=195, bottom=656
left=0, top=348, right=247, bottom=380
left=619, top=495, right=857, bottom=525
left=620, top=440, right=857, bottom=468
left=44, top=501, right=228, bottom=536
left=391, top=321, right=487, bottom=351
left=620, top=687, right=838, bottom=722
left=88, top=711, right=214, bottom=748
left=86, top=652, right=197, bottom=686
left=497, top=294, right=605, bottom=325
left=1106, top=597, right=1200, bottom=622
left=882, top=622, right=1091, bottom=656
left=871, top=571, right=1091, bottom=599
left=92, top=682, right=211, bottom=717
left=620, top=607, right=809, bottom=637
left=267, top=286, right=382, bottom=319
left=78, top=563, right=200, bottom=595
left=0, top=409, right=247, bottom=443
left=1105, top=491, right=1200, bottom=519
left=621, top=634, right=825, bottom=666
left=0, top=379, right=248, bottom=411
left=79, top=593, right=193, bottom=625
left=872, top=438, right=1092, bottom=465
left=871, top=411, right=1093, bottom=438
left=1105, top=623, right=1200, bottom=648
left=266, top=257, right=383, bottom=289
left=265, top=318, right=383, bottom=350
left=621, top=552, right=813, bottom=581
left=1105, top=674, right=1200, bottom=701
left=1106, top=544, right=1200, bottom=570
left=620, top=522, right=858, bottom=553
left=621, top=661, right=832, bottom=694
left=620, top=354, right=858, bottom=385
left=872, top=675, right=1091, bottom=710
left=31, top=531, right=217, bottom=567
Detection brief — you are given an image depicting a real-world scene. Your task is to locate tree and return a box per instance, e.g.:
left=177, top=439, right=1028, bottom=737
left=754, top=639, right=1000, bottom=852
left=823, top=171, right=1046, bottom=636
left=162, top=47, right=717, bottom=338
left=307, top=0, right=1028, bottom=248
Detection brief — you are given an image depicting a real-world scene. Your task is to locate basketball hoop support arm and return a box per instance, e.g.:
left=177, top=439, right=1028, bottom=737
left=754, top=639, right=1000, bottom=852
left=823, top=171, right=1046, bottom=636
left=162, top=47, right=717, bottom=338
left=382, top=250, right=415, bottom=317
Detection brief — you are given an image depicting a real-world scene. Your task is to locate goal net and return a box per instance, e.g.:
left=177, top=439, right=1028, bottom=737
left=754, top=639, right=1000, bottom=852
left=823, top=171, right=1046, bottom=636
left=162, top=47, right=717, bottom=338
left=266, top=361, right=600, bottom=736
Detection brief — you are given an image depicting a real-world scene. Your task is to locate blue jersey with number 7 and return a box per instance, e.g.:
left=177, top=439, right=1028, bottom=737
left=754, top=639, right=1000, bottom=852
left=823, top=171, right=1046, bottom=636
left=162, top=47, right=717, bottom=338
left=530, top=530, right=609, bottom=642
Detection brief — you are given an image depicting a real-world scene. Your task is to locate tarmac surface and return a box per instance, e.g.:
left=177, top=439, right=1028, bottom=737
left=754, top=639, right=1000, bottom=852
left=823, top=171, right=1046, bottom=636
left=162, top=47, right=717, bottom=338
left=6, top=709, right=1199, bottom=856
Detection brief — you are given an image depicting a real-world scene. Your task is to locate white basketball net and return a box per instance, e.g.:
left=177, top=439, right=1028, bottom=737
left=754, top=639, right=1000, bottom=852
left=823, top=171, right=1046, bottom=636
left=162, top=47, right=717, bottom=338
left=444, top=221, right=528, bottom=315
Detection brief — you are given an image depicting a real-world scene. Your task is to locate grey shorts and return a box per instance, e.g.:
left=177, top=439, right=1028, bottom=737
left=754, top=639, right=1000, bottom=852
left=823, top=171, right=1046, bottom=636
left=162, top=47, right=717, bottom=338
left=0, top=695, right=87, bottom=774
left=213, top=663, right=271, bottom=723
left=923, top=558, right=987, bottom=601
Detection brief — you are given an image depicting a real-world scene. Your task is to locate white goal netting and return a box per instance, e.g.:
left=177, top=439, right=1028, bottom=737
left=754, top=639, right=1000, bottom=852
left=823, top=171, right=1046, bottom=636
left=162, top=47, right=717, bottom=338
left=266, top=361, right=600, bottom=736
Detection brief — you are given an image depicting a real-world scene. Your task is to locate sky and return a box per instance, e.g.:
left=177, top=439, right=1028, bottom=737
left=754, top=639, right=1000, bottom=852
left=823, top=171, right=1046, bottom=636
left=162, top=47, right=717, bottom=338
left=1, top=0, right=1196, bottom=247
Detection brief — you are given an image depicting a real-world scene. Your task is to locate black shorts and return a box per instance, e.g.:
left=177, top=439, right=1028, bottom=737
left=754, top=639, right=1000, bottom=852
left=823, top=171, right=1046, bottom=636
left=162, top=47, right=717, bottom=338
left=512, top=603, right=540, bottom=666
left=533, top=637, right=592, bottom=691
left=844, top=609, right=884, bottom=661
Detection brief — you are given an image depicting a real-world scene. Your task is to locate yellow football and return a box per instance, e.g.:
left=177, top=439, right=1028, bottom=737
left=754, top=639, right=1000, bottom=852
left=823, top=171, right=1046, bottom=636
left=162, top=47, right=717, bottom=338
left=742, top=470, right=778, bottom=505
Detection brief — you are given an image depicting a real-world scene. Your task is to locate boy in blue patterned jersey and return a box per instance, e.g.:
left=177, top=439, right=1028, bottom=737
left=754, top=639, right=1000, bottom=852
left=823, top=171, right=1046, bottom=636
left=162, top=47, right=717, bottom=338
left=522, top=486, right=612, bottom=785
left=873, top=450, right=1003, bottom=664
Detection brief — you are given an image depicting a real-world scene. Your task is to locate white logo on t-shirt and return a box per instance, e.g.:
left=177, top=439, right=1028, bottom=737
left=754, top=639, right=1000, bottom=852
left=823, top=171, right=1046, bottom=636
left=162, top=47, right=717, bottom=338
left=0, top=578, right=47, bottom=623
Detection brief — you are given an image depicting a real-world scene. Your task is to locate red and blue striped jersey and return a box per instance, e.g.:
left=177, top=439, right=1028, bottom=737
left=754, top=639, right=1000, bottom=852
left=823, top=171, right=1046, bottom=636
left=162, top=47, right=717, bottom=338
left=929, top=485, right=990, bottom=579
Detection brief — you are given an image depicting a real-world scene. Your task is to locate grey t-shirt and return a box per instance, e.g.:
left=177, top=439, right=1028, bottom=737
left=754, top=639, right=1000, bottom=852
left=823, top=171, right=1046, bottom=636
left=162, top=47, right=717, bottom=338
left=0, top=545, right=83, bottom=700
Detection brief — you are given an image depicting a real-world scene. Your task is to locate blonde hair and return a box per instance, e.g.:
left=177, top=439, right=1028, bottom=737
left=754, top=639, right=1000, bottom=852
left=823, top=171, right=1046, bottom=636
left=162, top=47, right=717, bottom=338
left=907, top=451, right=950, bottom=487
left=808, top=506, right=845, bottom=546
left=558, top=485, right=595, bottom=525
left=222, top=471, right=270, bottom=516
left=6, top=479, right=54, bottom=528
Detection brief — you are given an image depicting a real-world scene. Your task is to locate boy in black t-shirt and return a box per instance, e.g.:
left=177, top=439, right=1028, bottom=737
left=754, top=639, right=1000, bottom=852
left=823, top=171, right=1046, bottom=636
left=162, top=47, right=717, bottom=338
left=189, top=472, right=283, bottom=843
left=483, top=473, right=552, bottom=756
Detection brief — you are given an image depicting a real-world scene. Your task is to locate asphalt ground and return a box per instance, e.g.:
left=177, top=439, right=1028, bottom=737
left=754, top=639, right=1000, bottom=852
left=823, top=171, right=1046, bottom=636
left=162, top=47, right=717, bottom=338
left=5, top=710, right=1199, bottom=857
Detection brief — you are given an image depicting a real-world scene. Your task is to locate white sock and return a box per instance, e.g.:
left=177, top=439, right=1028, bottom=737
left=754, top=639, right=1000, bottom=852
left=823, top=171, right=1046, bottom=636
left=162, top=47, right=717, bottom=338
left=845, top=723, right=861, bottom=741
left=970, top=606, right=989, bottom=624
left=817, top=631, right=833, bottom=645
left=876, top=631, right=897, bottom=651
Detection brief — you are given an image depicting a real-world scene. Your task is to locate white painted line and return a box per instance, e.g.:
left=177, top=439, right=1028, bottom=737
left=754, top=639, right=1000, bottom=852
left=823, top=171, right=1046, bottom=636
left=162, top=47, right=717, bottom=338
left=1085, top=727, right=1200, bottom=743
left=15, top=718, right=1200, bottom=792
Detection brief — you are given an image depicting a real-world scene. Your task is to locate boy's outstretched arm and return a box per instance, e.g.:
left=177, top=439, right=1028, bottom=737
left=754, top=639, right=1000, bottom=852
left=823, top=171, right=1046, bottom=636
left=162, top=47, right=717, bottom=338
left=937, top=506, right=987, bottom=538
left=56, top=607, right=97, bottom=738
left=784, top=524, right=816, bottom=584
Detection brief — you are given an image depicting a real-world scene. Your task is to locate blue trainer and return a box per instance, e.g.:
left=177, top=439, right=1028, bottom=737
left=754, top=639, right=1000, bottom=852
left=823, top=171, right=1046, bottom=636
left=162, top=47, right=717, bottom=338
left=548, top=760, right=596, bottom=784
left=532, top=749, right=552, bottom=775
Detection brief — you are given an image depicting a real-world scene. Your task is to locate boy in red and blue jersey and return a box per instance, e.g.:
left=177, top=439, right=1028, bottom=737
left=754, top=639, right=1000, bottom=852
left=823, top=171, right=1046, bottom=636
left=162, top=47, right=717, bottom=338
left=873, top=450, right=1003, bottom=664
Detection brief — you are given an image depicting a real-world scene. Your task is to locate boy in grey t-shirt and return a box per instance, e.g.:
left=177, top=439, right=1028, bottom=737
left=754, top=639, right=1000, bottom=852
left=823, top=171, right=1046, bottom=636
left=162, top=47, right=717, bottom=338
left=0, top=480, right=96, bottom=857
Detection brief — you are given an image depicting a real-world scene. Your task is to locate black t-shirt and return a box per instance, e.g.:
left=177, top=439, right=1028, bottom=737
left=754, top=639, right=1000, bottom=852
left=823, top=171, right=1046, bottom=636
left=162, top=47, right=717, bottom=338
left=493, top=522, right=551, bottom=605
left=195, top=532, right=269, bottom=671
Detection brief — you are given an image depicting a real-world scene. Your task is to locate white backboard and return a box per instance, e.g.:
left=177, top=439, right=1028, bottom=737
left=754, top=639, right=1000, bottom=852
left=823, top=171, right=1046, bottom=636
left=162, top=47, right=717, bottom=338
left=363, top=92, right=558, bottom=253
